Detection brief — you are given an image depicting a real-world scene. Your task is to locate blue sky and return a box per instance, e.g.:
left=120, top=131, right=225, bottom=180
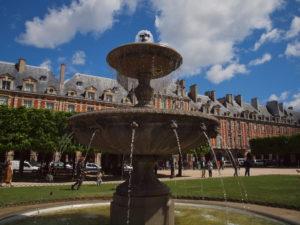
left=0, top=0, right=299, bottom=110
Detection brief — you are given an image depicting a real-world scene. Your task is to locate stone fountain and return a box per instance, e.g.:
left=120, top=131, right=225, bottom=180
left=70, top=30, right=219, bottom=225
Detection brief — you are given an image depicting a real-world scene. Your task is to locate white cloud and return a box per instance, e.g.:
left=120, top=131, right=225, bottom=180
left=268, top=91, right=289, bottom=101
left=39, top=59, right=52, bottom=70
left=17, top=0, right=138, bottom=48
left=206, top=63, right=248, bottom=84
left=286, top=93, right=300, bottom=111
left=151, top=0, right=282, bottom=82
left=286, top=16, right=300, bottom=39
left=249, top=53, right=272, bottom=66
left=72, top=50, right=86, bottom=65
left=253, top=28, right=282, bottom=51
left=285, top=41, right=300, bottom=57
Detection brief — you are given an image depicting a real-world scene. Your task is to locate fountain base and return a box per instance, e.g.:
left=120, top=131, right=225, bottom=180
left=110, top=155, right=174, bottom=225
left=111, top=194, right=174, bottom=225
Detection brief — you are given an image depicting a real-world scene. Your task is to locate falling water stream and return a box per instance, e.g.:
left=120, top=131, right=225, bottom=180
left=202, top=129, right=230, bottom=225
left=83, top=130, right=98, bottom=162
left=126, top=121, right=138, bottom=225
left=171, top=120, right=183, bottom=177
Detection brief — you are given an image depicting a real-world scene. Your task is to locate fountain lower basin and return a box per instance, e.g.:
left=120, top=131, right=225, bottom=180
left=0, top=202, right=287, bottom=225
left=70, top=107, right=219, bottom=155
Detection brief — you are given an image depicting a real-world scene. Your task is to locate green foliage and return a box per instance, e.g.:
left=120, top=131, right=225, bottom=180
left=188, top=143, right=210, bottom=157
left=250, top=134, right=300, bottom=155
left=0, top=106, right=78, bottom=155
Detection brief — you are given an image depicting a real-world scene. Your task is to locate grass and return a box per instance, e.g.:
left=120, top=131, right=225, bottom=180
left=0, top=175, right=299, bottom=210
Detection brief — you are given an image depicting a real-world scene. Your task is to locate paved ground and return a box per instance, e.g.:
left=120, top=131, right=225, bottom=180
left=1, top=167, right=298, bottom=187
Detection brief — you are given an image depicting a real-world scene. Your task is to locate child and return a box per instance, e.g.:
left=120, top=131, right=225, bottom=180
left=96, top=171, right=103, bottom=186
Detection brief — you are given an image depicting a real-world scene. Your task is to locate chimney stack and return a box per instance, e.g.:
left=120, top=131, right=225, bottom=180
left=205, top=90, right=216, bottom=101
left=226, top=94, right=233, bottom=104
left=251, top=97, right=259, bottom=110
left=16, top=58, right=26, bottom=73
left=278, top=103, right=284, bottom=112
left=235, top=95, right=243, bottom=106
left=179, top=79, right=186, bottom=97
left=188, top=84, right=197, bottom=102
left=59, top=64, right=65, bottom=94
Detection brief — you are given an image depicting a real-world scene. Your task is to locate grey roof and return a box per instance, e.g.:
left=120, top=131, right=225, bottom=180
left=191, top=94, right=229, bottom=114
left=0, top=61, right=59, bottom=93
left=64, top=73, right=128, bottom=102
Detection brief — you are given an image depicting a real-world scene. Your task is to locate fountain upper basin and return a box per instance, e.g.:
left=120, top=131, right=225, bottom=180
left=70, top=108, right=219, bottom=155
left=107, top=43, right=182, bottom=79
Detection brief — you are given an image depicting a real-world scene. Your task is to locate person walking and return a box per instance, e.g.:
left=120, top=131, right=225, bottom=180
left=200, top=157, right=206, bottom=178
left=96, top=170, right=103, bottom=186
left=244, top=156, right=252, bottom=176
left=233, top=158, right=239, bottom=177
left=71, top=158, right=86, bottom=190
left=3, top=160, right=13, bottom=187
left=207, top=160, right=213, bottom=178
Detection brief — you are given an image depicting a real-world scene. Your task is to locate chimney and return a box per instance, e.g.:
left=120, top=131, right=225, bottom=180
left=188, top=84, right=197, bottom=102
left=226, top=94, right=233, bottom=104
left=288, top=106, right=293, bottom=110
left=59, top=64, right=65, bottom=94
left=16, top=58, right=26, bottom=73
left=278, top=103, right=284, bottom=112
left=235, top=95, right=242, bottom=106
left=205, top=90, right=216, bottom=101
left=251, top=97, right=259, bottom=110
left=179, top=79, right=186, bottom=97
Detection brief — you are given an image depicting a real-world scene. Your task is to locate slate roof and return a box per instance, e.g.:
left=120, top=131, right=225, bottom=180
left=0, top=61, right=59, bottom=93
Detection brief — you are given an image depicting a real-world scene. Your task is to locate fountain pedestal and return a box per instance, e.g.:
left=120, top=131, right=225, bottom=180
left=110, top=155, right=174, bottom=225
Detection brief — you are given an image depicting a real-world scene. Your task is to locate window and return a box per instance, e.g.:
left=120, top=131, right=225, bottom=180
left=68, top=104, right=75, bottom=112
left=46, top=102, right=54, bottom=110
left=67, top=91, right=76, bottom=97
left=2, top=80, right=11, bottom=90
left=23, top=100, right=33, bottom=108
left=24, top=83, right=34, bottom=92
left=0, top=96, right=8, bottom=105
left=87, top=92, right=95, bottom=100
left=76, top=81, right=83, bottom=86
left=87, top=106, right=94, bottom=112
left=39, top=76, right=47, bottom=81
left=106, top=94, right=113, bottom=102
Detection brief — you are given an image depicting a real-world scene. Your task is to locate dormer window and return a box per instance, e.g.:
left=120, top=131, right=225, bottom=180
left=24, top=83, right=34, bottom=92
left=2, top=80, right=11, bottom=90
left=85, top=86, right=96, bottom=100
left=0, top=74, right=14, bottom=91
left=106, top=94, right=113, bottom=102
left=23, top=77, right=37, bottom=92
left=67, top=91, right=76, bottom=97
left=87, top=92, right=95, bottom=100
left=46, top=87, right=56, bottom=95
left=39, top=76, right=47, bottom=81
left=76, top=81, right=83, bottom=87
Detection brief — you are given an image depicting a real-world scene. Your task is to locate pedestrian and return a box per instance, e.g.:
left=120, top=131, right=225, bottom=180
left=244, top=155, right=252, bottom=176
left=207, top=160, right=213, bottom=178
left=200, top=157, right=206, bottom=178
left=96, top=170, right=103, bottom=186
left=233, top=158, right=239, bottom=177
left=3, top=160, right=13, bottom=187
left=71, top=158, right=85, bottom=190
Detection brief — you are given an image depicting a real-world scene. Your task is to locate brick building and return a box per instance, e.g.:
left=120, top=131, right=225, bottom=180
left=0, top=58, right=300, bottom=165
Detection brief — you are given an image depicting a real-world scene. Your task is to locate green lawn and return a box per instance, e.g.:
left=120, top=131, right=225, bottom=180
left=0, top=175, right=299, bottom=210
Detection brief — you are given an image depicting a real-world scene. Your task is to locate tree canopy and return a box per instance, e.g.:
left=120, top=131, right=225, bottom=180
left=250, top=134, right=300, bottom=155
left=0, top=106, right=77, bottom=155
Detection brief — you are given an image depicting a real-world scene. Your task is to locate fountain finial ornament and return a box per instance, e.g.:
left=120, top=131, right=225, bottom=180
left=135, top=30, right=154, bottom=43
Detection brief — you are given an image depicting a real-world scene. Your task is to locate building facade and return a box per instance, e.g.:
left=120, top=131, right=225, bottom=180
left=1, top=58, right=300, bottom=164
